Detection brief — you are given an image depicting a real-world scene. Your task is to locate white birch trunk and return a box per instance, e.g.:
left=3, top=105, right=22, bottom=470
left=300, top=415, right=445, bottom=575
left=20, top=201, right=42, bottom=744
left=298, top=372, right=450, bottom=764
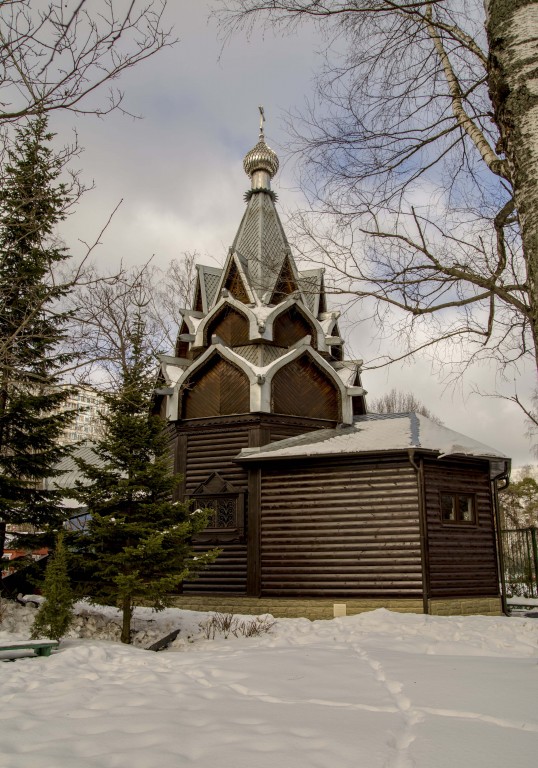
left=486, top=0, right=538, bottom=368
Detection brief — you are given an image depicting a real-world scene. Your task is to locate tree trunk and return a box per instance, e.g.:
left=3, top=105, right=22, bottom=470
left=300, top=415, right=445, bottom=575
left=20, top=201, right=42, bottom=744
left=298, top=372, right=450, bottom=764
left=121, top=595, right=133, bottom=644
left=0, top=379, right=8, bottom=562
left=486, top=0, right=538, bottom=368
left=0, top=521, right=6, bottom=572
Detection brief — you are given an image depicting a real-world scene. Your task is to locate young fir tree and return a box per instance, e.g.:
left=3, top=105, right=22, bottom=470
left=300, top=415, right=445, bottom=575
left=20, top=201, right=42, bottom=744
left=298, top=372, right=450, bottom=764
left=71, top=317, right=219, bottom=644
left=0, top=116, right=75, bottom=559
left=31, top=531, right=75, bottom=642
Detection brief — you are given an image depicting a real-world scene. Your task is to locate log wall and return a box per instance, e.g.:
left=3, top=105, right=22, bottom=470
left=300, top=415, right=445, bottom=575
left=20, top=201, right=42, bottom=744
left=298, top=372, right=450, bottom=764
left=423, top=458, right=499, bottom=598
left=259, top=457, right=423, bottom=598
left=179, top=415, right=332, bottom=595
left=182, top=425, right=250, bottom=594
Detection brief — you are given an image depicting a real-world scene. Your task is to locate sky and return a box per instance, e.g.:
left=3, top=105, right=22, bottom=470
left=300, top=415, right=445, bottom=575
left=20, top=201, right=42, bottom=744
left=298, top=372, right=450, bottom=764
left=47, top=0, right=536, bottom=467
left=1, top=600, right=538, bottom=767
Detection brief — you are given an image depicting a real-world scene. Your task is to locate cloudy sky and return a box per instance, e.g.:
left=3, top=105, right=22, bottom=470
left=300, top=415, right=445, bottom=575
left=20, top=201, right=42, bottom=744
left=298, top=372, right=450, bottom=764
left=49, top=1, right=535, bottom=467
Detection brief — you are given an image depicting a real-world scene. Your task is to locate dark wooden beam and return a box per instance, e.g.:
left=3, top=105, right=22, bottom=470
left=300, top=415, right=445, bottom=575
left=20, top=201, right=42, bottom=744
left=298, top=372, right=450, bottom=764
left=247, top=467, right=262, bottom=596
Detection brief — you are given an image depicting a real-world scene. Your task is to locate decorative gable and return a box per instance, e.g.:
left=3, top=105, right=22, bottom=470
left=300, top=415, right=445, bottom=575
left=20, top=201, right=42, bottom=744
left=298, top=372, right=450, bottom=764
left=190, top=472, right=245, bottom=542
left=223, top=258, right=251, bottom=304
left=191, top=472, right=240, bottom=496
left=270, top=256, right=299, bottom=305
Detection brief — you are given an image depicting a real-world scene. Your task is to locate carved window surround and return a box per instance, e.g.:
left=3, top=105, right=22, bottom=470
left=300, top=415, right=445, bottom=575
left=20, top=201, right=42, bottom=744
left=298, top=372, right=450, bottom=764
left=190, top=472, right=245, bottom=543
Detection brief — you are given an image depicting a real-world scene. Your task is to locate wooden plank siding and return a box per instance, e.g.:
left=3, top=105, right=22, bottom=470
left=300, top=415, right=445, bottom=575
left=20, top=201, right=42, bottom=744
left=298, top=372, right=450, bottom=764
left=204, top=305, right=249, bottom=347
left=271, top=354, right=340, bottom=421
left=423, top=458, right=499, bottom=598
left=273, top=306, right=317, bottom=348
left=259, top=458, right=423, bottom=598
left=181, top=356, right=250, bottom=419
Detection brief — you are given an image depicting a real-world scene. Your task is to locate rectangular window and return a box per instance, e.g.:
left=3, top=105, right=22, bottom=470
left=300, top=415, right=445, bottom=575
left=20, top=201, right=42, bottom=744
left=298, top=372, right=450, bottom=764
left=440, top=492, right=476, bottom=524
left=193, top=496, right=238, bottom=529
left=190, top=493, right=245, bottom=543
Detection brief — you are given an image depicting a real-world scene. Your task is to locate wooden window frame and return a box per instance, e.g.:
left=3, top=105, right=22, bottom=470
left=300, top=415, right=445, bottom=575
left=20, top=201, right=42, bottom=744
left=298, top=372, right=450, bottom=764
left=190, top=492, right=245, bottom=543
left=439, top=491, right=477, bottom=526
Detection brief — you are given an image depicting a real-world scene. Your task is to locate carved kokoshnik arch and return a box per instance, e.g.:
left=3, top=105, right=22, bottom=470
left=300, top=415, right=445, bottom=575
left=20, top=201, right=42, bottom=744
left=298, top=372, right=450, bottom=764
left=271, top=353, right=341, bottom=421
left=204, top=304, right=250, bottom=348
left=193, top=295, right=327, bottom=352
left=220, top=254, right=254, bottom=305
left=180, top=354, right=250, bottom=419
left=272, top=304, right=318, bottom=348
left=176, top=343, right=352, bottom=423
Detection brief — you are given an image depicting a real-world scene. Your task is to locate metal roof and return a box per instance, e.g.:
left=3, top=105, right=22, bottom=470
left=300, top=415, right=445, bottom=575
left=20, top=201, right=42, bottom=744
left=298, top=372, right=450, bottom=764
left=237, top=412, right=508, bottom=462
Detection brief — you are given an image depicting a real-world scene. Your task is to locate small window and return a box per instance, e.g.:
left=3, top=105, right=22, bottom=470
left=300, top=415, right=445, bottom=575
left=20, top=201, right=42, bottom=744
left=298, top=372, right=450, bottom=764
left=440, top=492, right=476, bottom=524
left=194, top=496, right=238, bottom=530
left=191, top=494, right=245, bottom=542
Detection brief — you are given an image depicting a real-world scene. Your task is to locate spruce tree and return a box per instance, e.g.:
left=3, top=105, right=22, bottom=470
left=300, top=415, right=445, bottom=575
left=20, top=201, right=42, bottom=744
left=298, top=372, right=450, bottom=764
left=0, top=116, right=74, bottom=559
left=31, top=531, right=75, bottom=642
left=71, top=316, right=219, bottom=644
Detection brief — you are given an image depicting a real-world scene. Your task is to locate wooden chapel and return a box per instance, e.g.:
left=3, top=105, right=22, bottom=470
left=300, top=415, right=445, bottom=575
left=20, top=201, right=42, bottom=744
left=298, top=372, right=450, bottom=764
left=155, top=121, right=510, bottom=619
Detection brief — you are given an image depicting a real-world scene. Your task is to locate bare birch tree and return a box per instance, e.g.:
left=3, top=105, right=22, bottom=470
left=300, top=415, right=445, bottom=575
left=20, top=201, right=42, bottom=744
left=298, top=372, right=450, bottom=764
left=216, top=1, right=538, bottom=426
left=369, top=388, right=442, bottom=424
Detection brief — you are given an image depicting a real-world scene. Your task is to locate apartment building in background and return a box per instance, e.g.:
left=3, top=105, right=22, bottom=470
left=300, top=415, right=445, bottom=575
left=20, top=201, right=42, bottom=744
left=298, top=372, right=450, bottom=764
left=58, top=386, right=108, bottom=445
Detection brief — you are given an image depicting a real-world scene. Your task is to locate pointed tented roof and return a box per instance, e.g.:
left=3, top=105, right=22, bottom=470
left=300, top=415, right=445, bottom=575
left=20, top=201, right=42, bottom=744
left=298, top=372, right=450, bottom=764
left=219, top=118, right=310, bottom=307
left=298, top=268, right=324, bottom=316
left=194, top=264, right=222, bottom=313
left=232, top=189, right=292, bottom=301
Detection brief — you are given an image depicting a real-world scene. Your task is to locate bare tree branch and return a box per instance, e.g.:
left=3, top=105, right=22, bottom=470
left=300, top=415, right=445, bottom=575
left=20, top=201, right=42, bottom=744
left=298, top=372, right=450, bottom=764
left=0, top=1, right=176, bottom=124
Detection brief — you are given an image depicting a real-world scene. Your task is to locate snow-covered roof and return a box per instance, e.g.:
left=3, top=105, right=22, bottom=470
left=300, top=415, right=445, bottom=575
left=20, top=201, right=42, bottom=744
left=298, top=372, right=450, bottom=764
left=333, top=362, right=359, bottom=388
left=237, top=412, right=508, bottom=462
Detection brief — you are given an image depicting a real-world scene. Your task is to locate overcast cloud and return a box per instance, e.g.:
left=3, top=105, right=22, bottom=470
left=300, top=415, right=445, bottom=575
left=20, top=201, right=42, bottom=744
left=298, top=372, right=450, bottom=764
left=47, top=1, right=536, bottom=467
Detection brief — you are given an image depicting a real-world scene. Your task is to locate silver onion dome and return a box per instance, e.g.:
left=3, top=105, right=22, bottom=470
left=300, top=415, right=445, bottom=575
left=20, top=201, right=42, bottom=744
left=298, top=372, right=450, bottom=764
left=243, top=137, right=279, bottom=179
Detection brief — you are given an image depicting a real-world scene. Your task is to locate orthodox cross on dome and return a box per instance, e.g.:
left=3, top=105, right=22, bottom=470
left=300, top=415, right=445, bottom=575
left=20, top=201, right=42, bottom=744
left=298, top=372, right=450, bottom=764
left=243, top=106, right=279, bottom=190
left=259, top=105, right=265, bottom=139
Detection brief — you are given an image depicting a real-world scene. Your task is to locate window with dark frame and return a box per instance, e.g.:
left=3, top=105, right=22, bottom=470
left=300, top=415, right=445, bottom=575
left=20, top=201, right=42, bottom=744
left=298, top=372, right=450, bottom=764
left=193, top=496, right=238, bottom=530
left=189, top=473, right=245, bottom=542
left=440, top=492, right=476, bottom=524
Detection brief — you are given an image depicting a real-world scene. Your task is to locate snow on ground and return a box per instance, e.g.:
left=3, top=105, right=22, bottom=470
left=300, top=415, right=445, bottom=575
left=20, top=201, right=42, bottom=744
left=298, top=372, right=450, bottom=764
left=1, top=601, right=538, bottom=768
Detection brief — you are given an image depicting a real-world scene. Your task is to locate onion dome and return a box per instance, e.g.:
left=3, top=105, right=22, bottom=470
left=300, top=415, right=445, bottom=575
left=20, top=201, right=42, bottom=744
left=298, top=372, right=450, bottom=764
left=243, top=136, right=279, bottom=179
left=243, top=107, right=279, bottom=190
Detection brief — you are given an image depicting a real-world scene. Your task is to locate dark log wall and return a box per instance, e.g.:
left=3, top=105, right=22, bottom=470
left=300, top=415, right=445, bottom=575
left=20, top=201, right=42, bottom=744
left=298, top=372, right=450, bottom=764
left=259, top=458, right=422, bottom=598
left=273, top=306, right=316, bottom=347
left=268, top=422, right=331, bottom=443
left=182, top=426, right=251, bottom=594
left=423, top=458, right=499, bottom=597
left=204, top=305, right=249, bottom=347
left=179, top=415, right=333, bottom=596
left=272, top=355, right=340, bottom=421
left=182, top=356, right=249, bottom=419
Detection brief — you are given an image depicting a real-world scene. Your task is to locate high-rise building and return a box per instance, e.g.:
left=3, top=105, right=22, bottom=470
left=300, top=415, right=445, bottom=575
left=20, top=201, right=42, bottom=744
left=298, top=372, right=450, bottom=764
left=57, top=386, right=108, bottom=445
